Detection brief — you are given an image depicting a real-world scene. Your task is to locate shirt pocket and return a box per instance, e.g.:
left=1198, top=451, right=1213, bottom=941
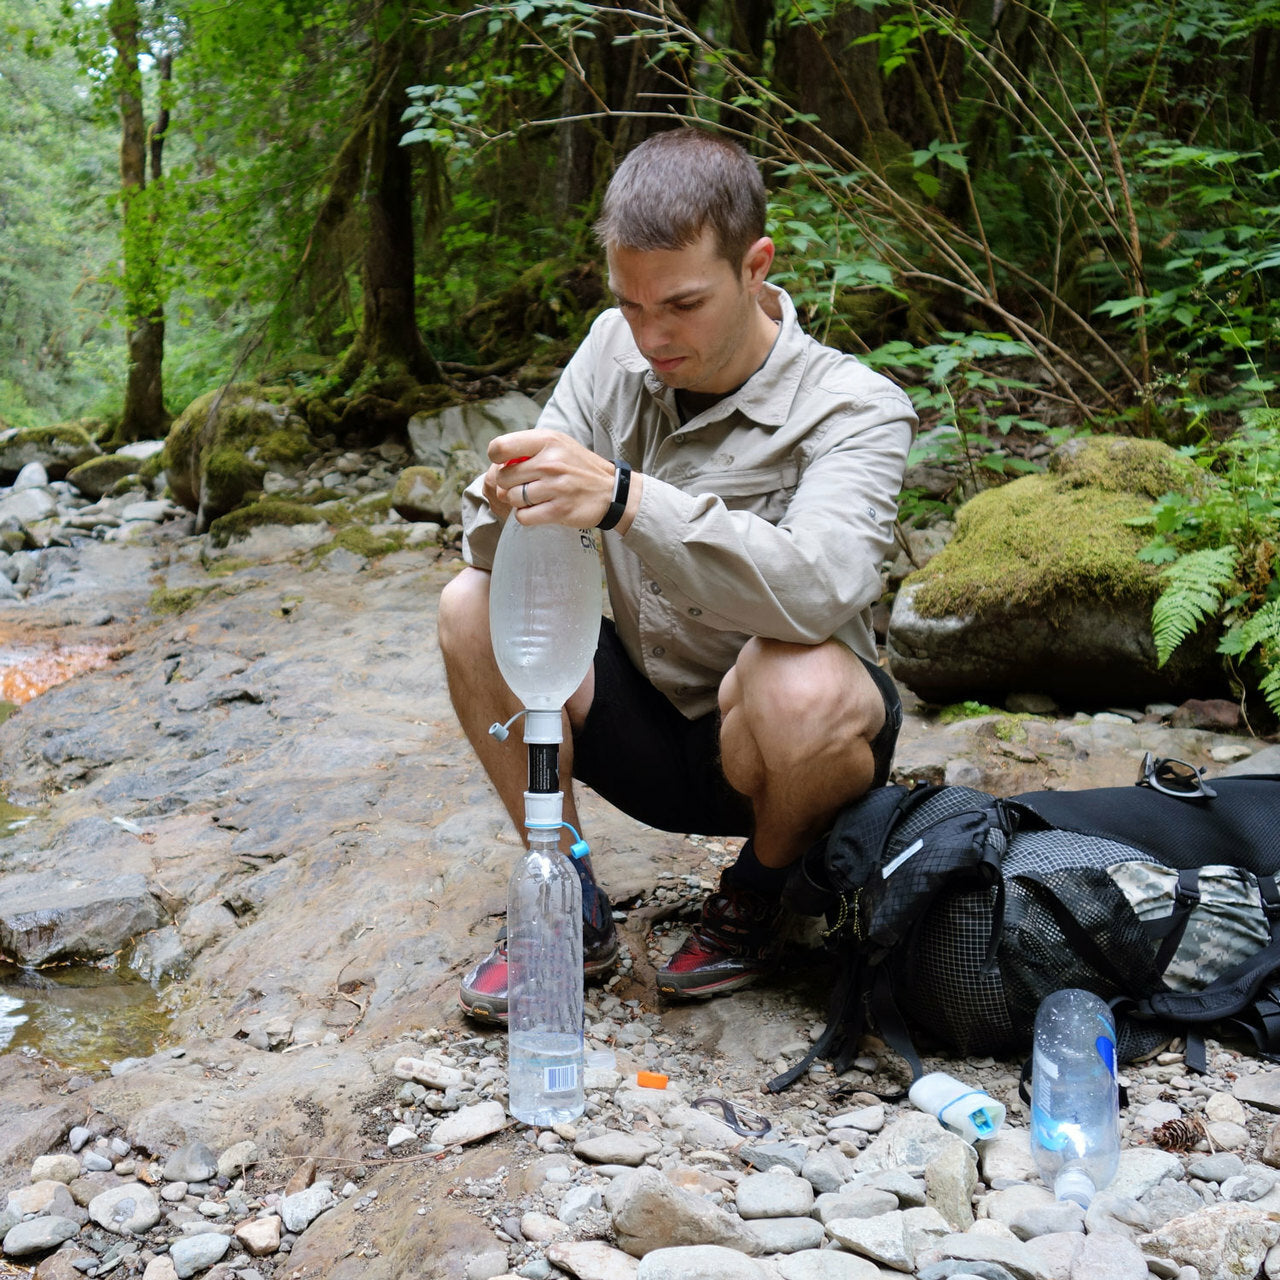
left=688, top=461, right=800, bottom=524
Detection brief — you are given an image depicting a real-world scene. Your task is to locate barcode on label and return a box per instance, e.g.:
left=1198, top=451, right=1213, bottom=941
left=544, top=1063, right=579, bottom=1093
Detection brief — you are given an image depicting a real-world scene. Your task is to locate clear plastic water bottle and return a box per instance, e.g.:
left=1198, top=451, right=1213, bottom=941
left=1030, top=988, right=1121, bottom=1207
left=507, top=825, right=585, bottom=1125
left=489, top=520, right=601, bottom=735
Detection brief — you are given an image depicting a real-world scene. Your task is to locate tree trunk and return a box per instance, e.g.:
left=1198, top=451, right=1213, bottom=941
left=108, top=0, right=170, bottom=442
left=334, top=11, right=441, bottom=388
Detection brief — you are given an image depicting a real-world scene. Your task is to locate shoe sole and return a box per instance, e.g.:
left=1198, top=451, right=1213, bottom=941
left=459, top=941, right=622, bottom=1023
left=656, top=968, right=765, bottom=999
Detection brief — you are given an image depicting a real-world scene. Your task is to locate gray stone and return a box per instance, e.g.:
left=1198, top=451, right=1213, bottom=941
left=1232, top=1068, right=1280, bottom=1113
left=559, top=1184, right=603, bottom=1225
left=1139, top=1178, right=1205, bottom=1222
left=813, top=1188, right=898, bottom=1224
left=431, top=1100, right=508, bottom=1147
left=1, top=1214, right=81, bottom=1256
left=736, top=1171, right=815, bottom=1219
left=1082, top=1191, right=1153, bottom=1241
left=68, top=1126, right=93, bottom=1152
left=170, top=1232, right=232, bottom=1278
left=1138, top=1202, right=1280, bottom=1278
left=925, top=1137, right=978, bottom=1230
left=827, top=1105, right=884, bottom=1133
left=279, top=1182, right=338, bottom=1233
left=1008, top=1201, right=1084, bottom=1239
left=88, top=1182, right=162, bottom=1234
left=1186, top=1152, right=1244, bottom=1182
left=407, top=393, right=541, bottom=469
left=575, top=1130, right=663, bottom=1167
left=852, top=1111, right=959, bottom=1175
left=744, top=1216, right=825, bottom=1253
left=215, top=1139, right=259, bottom=1180
left=775, top=1251, right=883, bottom=1280
left=1066, top=1231, right=1148, bottom=1280
left=0, top=870, right=164, bottom=964
left=801, top=1147, right=857, bottom=1194
left=849, top=1168, right=927, bottom=1208
left=7, top=1180, right=79, bottom=1219
left=30, top=1154, right=81, bottom=1183
left=826, top=1206, right=950, bottom=1273
left=981, top=1184, right=1055, bottom=1228
left=1108, top=1147, right=1184, bottom=1200
left=545, top=1239, right=640, bottom=1280
left=394, top=1054, right=465, bottom=1089
left=1222, top=1172, right=1276, bottom=1202
left=606, top=1166, right=763, bottom=1259
left=164, top=1141, right=218, bottom=1183
left=915, top=1231, right=1054, bottom=1280
left=917, top=1263, right=1020, bottom=1280
left=234, top=1215, right=281, bottom=1257
left=634, top=1245, right=772, bottom=1280
left=466, top=1250, right=512, bottom=1280
left=740, top=1141, right=808, bottom=1175
left=664, top=1105, right=745, bottom=1151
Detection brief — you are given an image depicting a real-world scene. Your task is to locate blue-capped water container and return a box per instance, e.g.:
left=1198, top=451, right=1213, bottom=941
left=1029, top=988, right=1121, bottom=1207
left=909, top=1072, right=1006, bottom=1143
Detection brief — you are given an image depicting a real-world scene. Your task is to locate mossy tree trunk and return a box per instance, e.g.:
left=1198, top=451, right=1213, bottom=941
left=107, top=0, right=172, bottom=444
left=329, top=7, right=441, bottom=391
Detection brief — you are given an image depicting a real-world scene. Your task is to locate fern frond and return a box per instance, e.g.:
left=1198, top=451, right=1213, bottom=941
left=1151, top=545, right=1239, bottom=665
left=1238, top=598, right=1280, bottom=660
left=1259, top=663, right=1280, bottom=719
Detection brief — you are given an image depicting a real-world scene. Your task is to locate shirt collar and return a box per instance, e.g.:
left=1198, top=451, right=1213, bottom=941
left=615, top=284, right=807, bottom=430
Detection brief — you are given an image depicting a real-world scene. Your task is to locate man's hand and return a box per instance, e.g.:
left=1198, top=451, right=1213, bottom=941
left=485, top=429, right=637, bottom=533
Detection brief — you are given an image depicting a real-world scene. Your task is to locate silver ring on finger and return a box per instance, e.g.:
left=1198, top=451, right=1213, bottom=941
left=522, top=482, right=531, bottom=507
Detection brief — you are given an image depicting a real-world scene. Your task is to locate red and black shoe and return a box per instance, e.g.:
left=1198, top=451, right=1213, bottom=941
left=459, top=867, right=618, bottom=1023
left=657, top=873, right=783, bottom=998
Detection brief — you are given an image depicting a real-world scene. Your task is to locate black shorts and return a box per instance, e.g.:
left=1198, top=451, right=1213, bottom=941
left=571, top=619, right=903, bottom=837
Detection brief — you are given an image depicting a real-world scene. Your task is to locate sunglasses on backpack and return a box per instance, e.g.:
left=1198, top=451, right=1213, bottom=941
left=1137, top=751, right=1217, bottom=799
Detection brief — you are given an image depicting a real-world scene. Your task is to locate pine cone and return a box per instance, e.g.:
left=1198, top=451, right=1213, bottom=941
left=1151, top=1115, right=1207, bottom=1152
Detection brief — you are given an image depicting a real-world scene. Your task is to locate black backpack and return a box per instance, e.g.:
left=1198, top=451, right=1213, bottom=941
left=767, top=762, right=1280, bottom=1092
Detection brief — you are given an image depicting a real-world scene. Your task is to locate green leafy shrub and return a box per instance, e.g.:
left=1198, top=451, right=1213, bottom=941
left=1134, top=411, right=1280, bottom=714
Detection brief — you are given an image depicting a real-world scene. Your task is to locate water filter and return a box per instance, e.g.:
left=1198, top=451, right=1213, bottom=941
left=1029, top=988, right=1121, bottom=1207
left=506, top=824, right=585, bottom=1125
left=909, top=1071, right=1006, bottom=1143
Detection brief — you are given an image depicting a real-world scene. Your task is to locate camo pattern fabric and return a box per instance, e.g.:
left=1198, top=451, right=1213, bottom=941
left=1108, top=861, right=1270, bottom=991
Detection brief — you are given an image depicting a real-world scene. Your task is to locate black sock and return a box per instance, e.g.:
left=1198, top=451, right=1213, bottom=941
left=723, top=840, right=792, bottom=897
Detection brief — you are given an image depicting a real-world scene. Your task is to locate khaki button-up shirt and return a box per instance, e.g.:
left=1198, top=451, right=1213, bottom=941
left=462, top=284, right=916, bottom=719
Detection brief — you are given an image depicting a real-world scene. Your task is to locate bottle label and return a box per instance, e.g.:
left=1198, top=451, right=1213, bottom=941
left=544, top=1062, right=579, bottom=1094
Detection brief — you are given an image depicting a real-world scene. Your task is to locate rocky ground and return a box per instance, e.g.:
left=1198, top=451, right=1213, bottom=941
left=1, top=436, right=1280, bottom=1280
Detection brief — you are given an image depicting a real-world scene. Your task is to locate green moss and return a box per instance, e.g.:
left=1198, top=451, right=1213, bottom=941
left=993, top=714, right=1032, bottom=743
left=938, top=700, right=997, bottom=723
left=204, top=556, right=254, bottom=577
left=207, top=499, right=327, bottom=548
left=203, top=447, right=266, bottom=514
left=150, top=584, right=220, bottom=616
left=16, top=424, right=96, bottom=449
left=911, top=473, right=1159, bottom=620
left=359, top=493, right=392, bottom=516
left=318, top=526, right=406, bottom=560
left=1048, top=435, right=1197, bottom=499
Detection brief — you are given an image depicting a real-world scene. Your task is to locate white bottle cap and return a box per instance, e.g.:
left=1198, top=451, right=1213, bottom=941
left=522, top=708, right=563, bottom=743
left=908, top=1071, right=1006, bottom=1143
left=1053, top=1166, right=1096, bottom=1208
left=523, top=791, right=564, bottom=827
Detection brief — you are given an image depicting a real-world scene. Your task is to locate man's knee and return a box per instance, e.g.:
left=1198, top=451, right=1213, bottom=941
left=721, top=638, right=885, bottom=749
left=437, top=567, right=491, bottom=663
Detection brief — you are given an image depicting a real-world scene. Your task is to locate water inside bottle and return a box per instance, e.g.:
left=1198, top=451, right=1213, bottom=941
left=508, top=1030, right=584, bottom=1126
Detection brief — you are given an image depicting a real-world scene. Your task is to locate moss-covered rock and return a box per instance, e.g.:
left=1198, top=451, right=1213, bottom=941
left=163, top=387, right=314, bottom=530
left=0, top=424, right=101, bottom=481
left=886, top=435, right=1227, bottom=708
left=67, top=454, right=143, bottom=501
left=206, top=499, right=328, bottom=549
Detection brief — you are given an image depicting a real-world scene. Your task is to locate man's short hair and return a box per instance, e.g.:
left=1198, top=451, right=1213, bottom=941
left=593, top=127, right=766, bottom=270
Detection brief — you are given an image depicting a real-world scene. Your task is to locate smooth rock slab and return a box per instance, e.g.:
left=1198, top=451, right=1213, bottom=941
left=88, top=1182, right=162, bottom=1234
left=30, top=1154, right=81, bottom=1184
left=216, top=1139, right=259, bottom=1180
left=634, top=1244, right=773, bottom=1280
left=736, top=1170, right=815, bottom=1218
left=279, top=1182, right=338, bottom=1233
left=1108, top=1147, right=1184, bottom=1201
left=775, top=1251, right=883, bottom=1280
left=826, top=1206, right=950, bottom=1272
left=394, top=1054, right=465, bottom=1089
left=2, top=1214, right=81, bottom=1256
left=164, top=1141, right=218, bottom=1184
left=575, top=1130, right=663, bottom=1166
left=814, top=1188, right=899, bottom=1224
left=170, top=1232, right=231, bottom=1278
left=432, top=1100, right=507, bottom=1147
left=606, top=1166, right=762, bottom=1259
left=744, top=1215, right=825, bottom=1253
left=545, top=1238, right=640, bottom=1279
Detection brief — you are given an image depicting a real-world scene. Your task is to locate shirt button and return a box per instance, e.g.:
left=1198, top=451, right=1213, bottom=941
left=687, top=606, right=702, bottom=617
left=649, top=581, right=662, bottom=595
left=652, top=646, right=665, bottom=658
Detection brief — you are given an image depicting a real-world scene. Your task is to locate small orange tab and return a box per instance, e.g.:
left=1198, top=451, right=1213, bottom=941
left=636, top=1071, right=668, bottom=1090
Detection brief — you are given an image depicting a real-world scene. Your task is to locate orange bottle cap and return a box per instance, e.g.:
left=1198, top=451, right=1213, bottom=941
left=636, top=1071, right=669, bottom=1090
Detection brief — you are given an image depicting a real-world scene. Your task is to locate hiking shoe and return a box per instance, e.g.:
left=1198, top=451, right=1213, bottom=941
left=657, top=875, right=783, bottom=998
left=459, top=881, right=619, bottom=1023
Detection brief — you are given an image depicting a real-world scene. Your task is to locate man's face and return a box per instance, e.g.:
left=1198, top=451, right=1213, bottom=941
left=606, top=227, right=774, bottom=396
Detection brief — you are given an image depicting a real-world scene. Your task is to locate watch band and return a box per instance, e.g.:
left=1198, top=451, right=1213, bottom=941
left=596, top=460, right=632, bottom=531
